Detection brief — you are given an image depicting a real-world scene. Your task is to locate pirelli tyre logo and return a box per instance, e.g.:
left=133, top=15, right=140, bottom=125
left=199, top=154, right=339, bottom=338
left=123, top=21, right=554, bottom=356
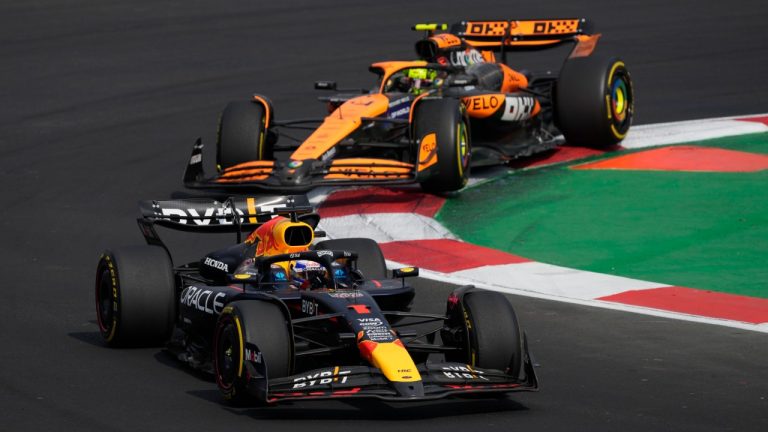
left=501, top=96, right=537, bottom=122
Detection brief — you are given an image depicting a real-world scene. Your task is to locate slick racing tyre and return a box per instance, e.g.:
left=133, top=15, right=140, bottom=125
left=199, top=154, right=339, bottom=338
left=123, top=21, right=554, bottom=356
left=95, top=246, right=175, bottom=347
left=214, top=300, right=292, bottom=405
left=216, top=100, right=273, bottom=171
left=413, top=99, right=471, bottom=193
left=314, top=238, right=387, bottom=280
left=453, top=291, right=523, bottom=377
left=555, top=56, right=633, bottom=148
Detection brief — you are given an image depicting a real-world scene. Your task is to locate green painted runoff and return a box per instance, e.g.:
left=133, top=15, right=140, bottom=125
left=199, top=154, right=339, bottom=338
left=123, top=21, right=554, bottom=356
left=438, top=133, right=768, bottom=298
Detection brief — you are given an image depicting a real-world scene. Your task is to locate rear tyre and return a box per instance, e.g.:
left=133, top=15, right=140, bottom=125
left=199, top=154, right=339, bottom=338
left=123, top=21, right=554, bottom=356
left=94, top=246, right=175, bottom=347
left=555, top=56, right=633, bottom=148
left=413, top=99, right=471, bottom=193
left=458, top=291, right=523, bottom=376
left=214, top=300, right=293, bottom=405
left=216, top=101, right=272, bottom=171
left=314, top=238, right=387, bottom=280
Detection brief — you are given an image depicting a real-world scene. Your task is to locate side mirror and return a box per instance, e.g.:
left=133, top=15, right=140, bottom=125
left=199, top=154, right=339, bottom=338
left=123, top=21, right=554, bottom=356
left=393, top=267, right=419, bottom=278
left=315, top=80, right=337, bottom=90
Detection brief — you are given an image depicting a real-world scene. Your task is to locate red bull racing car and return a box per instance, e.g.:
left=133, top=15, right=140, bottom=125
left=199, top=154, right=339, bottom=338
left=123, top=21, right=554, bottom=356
left=95, top=195, right=538, bottom=404
left=183, top=18, right=633, bottom=193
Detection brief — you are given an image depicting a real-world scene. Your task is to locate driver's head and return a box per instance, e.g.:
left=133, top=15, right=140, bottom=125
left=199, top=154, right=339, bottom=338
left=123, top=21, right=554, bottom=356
left=387, top=68, right=440, bottom=94
left=291, top=260, right=329, bottom=290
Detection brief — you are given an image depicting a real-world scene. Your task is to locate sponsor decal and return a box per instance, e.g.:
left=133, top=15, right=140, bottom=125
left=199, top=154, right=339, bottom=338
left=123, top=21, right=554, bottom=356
left=387, top=96, right=412, bottom=119
left=160, top=207, right=245, bottom=226
left=301, top=298, right=319, bottom=315
left=449, top=49, right=485, bottom=67
left=357, top=317, right=395, bottom=342
left=333, top=268, right=347, bottom=279
left=501, top=96, right=537, bottom=122
left=418, top=133, right=438, bottom=171
left=288, top=160, right=303, bottom=168
left=431, top=33, right=462, bottom=48
left=292, top=368, right=351, bottom=389
left=245, top=348, right=262, bottom=363
left=328, top=291, right=364, bottom=299
left=467, top=21, right=508, bottom=36
left=442, top=365, right=489, bottom=380
left=532, top=20, right=577, bottom=34
left=189, top=153, right=202, bottom=165
left=273, top=269, right=287, bottom=281
left=158, top=197, right=287, bottom=226
left=316, top=250, right=333, bottom=258
left=204, top=257, right=229, bottom=272
left=180, top=286, right=226, bottom=315
left=388, top=106, right=410, bottom=119
left=388, top=97, right=410, bottom=107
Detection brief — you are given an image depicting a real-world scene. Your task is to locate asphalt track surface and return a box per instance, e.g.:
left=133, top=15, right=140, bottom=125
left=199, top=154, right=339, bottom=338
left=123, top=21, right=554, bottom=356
left=1, top=1, right=767, bottom=430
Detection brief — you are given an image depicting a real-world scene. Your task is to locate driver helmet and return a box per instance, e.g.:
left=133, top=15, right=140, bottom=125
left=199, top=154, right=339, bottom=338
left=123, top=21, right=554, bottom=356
left=407, top=67, right=439, bottom=94
left=291, top=260, right=329, bottom=290
left=392, top=68, right=441, bottom=94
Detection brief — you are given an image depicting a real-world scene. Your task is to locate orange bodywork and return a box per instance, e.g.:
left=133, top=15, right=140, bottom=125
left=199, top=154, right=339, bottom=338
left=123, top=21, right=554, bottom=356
left=499, top=63, right=528, bottom=93
left=290, top=94, right=389, bottom=161
left=569, top=34, right=601, bottom=58
left=252, top=95, right=271, bottom=126
left=324, top=158, right=413, bottom=180
left=480, top=50, right=496, bottom=63
left=215, top=160, right=274, bottom=183
left=370, top=61, right=430, bottom=93
left=430, top=33, right=462, bottom=48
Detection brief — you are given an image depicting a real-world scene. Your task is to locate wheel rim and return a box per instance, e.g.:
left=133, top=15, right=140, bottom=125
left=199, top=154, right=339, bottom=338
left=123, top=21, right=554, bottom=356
left=607, top=64, right=633, bottom=137
left=215, top=323, right=239, bottom=390
left=611, top=77, right=629, bottom=122
left=96, top=267, right=114, bottom=335
left=456, top=121, right=470, bottom=176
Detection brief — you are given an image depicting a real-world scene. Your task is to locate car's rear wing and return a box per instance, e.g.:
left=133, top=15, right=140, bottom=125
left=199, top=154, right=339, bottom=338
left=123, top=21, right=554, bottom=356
left=414, top=19, right=600, bottom=60
left=137, top=195, right=316, bottom=247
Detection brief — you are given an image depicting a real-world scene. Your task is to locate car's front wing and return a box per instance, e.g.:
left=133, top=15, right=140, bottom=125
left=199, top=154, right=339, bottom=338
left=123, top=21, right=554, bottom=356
left=244, top=356, right=538, bottom=403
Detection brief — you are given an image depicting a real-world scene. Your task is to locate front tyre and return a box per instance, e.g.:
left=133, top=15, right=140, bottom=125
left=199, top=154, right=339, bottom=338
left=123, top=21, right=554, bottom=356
left=413, top=99, right=471, bottom=193
left=555, top=56, right=633, bottom=148
left=214, top=300, right=292, bottom=405
left=216, top=101, right=273, bottom=171
left=94, top=246, right=175, bottom=347
left=445, top=290, right=523, bottom=377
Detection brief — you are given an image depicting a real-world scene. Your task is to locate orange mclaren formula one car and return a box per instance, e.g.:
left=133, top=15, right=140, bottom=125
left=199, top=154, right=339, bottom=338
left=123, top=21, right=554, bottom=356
left=183, top=18, right=633, bottom=194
